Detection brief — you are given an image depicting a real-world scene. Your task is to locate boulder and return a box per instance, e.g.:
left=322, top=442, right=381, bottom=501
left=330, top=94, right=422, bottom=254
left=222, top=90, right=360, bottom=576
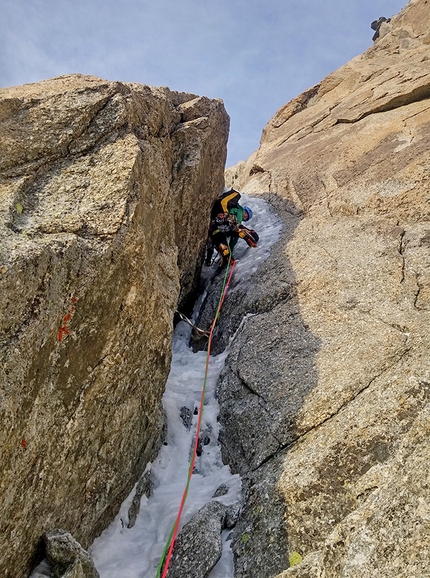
left=166, top=501, right=227, bottom=578
left=0, top=74, right=229, bottom=578
left=43, top=529, right=99, bottom=578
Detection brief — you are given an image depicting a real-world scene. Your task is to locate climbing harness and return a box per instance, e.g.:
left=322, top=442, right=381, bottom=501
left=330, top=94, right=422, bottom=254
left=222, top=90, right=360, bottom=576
left=156, top=254, right=237, bottom=578
left=175, top=310, right=210, bottom=336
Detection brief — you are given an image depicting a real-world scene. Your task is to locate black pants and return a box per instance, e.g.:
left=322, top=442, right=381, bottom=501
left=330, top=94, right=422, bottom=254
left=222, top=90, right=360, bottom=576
left=206, top=230, right=238, bottom=264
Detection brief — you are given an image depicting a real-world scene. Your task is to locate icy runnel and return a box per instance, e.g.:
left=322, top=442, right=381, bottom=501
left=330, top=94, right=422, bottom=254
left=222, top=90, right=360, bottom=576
left=32, top=195, right=283, bottom=578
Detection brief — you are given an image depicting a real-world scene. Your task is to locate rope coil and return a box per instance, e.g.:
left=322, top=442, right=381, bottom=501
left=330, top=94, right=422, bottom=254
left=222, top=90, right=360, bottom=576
left=156, top=256, right=237, bottom=578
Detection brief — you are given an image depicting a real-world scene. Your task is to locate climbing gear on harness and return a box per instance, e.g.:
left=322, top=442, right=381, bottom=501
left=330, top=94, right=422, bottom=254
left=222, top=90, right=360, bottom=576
left=218, top=255, right=236, bottom=271
left=219, top=243, right=230, bottom=257
left=156, top=255, right=237, bottom=578
left=213, top=213, right=239, bottom=233
left=175, top=311, right=210, bottom=336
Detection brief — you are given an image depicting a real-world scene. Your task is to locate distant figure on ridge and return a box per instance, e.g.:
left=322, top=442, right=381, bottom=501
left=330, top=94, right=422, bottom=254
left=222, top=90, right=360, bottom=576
left=205, top=188, right=259, bottom=269
left=371, top=16, right=391, bottom=41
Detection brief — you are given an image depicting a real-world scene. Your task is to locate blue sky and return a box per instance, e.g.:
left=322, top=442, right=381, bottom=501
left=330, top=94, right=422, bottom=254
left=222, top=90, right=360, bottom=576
left=1, top=0, right=407, bottom=166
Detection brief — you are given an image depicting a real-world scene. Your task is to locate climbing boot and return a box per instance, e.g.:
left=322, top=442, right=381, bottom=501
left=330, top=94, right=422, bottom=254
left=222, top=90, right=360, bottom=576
left=219, top=243, right=230, bottom=258
left=217, top=254, right=236, bottom=271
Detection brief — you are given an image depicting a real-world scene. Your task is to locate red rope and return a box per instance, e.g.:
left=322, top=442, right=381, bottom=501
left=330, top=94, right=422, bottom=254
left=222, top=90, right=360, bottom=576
left=158, top=259, right=236, bottom=578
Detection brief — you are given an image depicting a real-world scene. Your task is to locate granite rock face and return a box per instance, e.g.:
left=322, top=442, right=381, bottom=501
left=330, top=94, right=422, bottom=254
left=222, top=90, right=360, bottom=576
left=220, top=0, right=430, bottom=576
left=43, top=529, right=99, bottom=578
left=166, top=501, right=227, bottom=578
left=0, top=74, right=229, bottom=578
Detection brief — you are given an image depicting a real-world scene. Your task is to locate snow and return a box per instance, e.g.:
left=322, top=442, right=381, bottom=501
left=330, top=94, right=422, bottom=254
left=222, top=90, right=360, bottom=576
left=225, top=194, right=283, bottom=285
left=90, top=331, right=239, bottom=578
left=30, top=194, right=283, bottom=578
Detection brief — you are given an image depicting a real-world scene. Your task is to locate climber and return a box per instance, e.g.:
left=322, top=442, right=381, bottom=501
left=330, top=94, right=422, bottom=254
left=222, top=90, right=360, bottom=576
left=371, top=16, right=390, bottom=41
left=205, top=188, right=259, bottom=268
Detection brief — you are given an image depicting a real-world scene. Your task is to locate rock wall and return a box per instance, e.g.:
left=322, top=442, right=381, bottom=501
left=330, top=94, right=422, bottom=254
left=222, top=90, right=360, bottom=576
left=0, top=74, right=229, bottom=578
left=220, top=0, right=430, bottom=576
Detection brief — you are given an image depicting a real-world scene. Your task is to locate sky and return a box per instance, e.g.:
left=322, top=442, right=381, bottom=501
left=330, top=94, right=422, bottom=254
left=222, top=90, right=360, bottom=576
left=1, top=0, right=407, bottom=167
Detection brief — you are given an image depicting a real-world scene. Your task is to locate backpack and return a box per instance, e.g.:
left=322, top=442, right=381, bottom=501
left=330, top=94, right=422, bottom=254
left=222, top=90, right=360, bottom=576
left=210, top=189, right=241, bottom=220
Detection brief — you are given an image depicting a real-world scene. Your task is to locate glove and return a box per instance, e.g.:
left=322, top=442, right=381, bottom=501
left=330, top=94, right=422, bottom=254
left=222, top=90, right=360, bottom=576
left=239, top=227, right=259, bottom=248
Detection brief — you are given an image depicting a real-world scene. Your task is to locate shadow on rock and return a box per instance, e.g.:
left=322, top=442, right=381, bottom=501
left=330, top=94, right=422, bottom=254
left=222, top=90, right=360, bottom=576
left=192, top=194, right=321, bottom=578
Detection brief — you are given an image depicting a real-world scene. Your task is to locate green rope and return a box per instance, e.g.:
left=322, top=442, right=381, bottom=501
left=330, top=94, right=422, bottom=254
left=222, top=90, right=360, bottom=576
left=155, top=253, right=235, bottom=577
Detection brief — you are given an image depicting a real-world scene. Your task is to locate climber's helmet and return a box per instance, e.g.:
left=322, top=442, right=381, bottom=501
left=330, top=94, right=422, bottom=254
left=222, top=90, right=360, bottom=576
left=243, top=206, right=253, bottom=221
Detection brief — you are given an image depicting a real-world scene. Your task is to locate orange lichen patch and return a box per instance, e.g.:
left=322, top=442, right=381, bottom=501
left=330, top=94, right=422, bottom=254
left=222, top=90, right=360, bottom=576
left=58, top=297, right=77, bottom=342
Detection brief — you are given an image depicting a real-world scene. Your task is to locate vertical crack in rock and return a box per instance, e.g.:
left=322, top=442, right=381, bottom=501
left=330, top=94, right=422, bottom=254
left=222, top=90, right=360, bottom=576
left=399, top=227, right=406, bottom=283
